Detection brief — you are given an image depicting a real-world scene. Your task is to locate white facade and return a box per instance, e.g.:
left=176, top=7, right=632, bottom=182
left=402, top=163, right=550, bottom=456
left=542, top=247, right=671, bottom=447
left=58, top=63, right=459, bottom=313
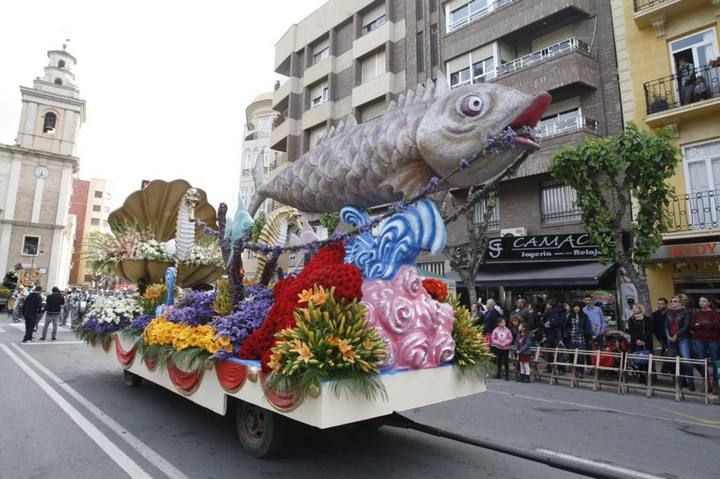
left=0, top=46, right=86, bottom=289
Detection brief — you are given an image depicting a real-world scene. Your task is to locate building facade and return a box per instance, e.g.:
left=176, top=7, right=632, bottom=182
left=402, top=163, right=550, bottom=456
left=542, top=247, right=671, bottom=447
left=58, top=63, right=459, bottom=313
left=0, top=46, right=86, bottom=289
left=268, top=0, right=623, bottom=308
left=68, top=178, right=114, bottom=286
left=612, top=0, right=720, bottom=306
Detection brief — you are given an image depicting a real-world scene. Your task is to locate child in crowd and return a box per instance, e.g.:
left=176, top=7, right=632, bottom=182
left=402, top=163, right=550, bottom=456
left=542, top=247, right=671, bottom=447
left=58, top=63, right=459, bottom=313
left=491, top=318, right=514, bottom=380
left=515, top=322, right=533, bottom=383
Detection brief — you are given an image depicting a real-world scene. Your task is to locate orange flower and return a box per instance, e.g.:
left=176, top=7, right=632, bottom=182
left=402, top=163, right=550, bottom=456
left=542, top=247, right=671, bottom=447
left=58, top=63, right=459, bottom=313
left=290, top=340, right=314, bottom=363
left=335, top=338, right=356, bottom=362
left=297, top=287, right=327, bottom=306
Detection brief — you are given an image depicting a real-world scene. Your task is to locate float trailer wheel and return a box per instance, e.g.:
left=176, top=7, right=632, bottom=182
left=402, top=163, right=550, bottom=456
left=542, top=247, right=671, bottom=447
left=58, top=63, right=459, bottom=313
left=235, top=401, right=286, bottom=458
left=123, top=369, right=142, bottom=387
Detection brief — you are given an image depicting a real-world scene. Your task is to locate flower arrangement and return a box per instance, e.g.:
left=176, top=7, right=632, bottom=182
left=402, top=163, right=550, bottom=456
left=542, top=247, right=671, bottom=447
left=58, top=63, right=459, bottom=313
left=140, top=283, right=167, bottom=315
left=75, top=295, right=144, bottom=343
left=239, top=243, right=363, bottom=368
left=167, top=290, right=216, bottom=326
left=266, top=286, right=386, bottom=401
left=211, top=283, right=274, bottom=360
left=421, top=278, right=448, bottom=303
left=137, top=240, right=172, bottom=261
left=447, top=294, right=494, bottom=377
left=183, top=238, right=224, bottom=267
left=212, top=279, right=233, bottom=316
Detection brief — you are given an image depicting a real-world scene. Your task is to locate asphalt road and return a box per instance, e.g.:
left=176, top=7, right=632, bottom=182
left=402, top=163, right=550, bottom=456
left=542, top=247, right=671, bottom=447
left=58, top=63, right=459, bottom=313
left=1, top=314, right=718, bottom=479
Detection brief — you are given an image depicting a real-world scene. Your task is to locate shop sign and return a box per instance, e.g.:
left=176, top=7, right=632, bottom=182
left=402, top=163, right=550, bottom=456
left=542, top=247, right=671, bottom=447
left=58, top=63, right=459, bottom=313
left=485, top=234, right=601, bottom=262
left=652, top=242, right=720, bottom=260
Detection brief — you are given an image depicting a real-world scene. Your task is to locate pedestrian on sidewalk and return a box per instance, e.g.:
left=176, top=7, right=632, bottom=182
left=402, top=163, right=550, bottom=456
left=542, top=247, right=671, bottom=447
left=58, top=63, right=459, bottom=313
left=565, top=302, right=591, bottom=375
left=491, top=318, right=513, bottom=380
left=690, top=296, right=720, bottom=395
left=21, top=286, right=43, bottom=343
left=583, top=294, right=606, bottom=348
left=515, top=322, right=533, bottom=383
left=666, top=295, right=694, bottom=391
left=41, top=286, right=65, bottom=341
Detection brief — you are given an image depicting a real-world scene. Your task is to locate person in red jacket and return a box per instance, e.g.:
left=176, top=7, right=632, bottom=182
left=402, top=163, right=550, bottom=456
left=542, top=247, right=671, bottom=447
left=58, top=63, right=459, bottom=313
left=691, top=296, right=720, bottom=394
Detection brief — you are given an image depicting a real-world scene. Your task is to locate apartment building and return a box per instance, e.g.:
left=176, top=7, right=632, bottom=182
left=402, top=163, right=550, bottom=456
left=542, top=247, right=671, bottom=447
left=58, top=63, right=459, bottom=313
left=269, top=0, right=623, bottom=304
left=611, top=0, right=720, bottom=304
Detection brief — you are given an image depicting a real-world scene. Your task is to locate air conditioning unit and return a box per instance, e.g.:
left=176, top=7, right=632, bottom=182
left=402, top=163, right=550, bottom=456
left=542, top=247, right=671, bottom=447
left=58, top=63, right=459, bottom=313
left=500, top=227, right=527, bottom=237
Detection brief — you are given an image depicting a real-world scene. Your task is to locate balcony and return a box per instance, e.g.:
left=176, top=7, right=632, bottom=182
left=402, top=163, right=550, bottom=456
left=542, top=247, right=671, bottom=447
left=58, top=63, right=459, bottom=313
left=243, top=130, right=270, bottom=142
left=633, top=0, right=711, bottom=30
left=269, top=152, right=288, bottom=172
left=643, top=63, right=720, bottom=127
left=536, top=113, right=598, bottom=139
left=497, top=38, right=590, bottom=77
left=352, top=72, right=395, bottom=108
left=666, top=190, right=720, bottom=233
left=447, top=0, right=513, bottom=33
left=510, top=118, right=601, bottom=179
left=270, top=110, right=289, bottom=151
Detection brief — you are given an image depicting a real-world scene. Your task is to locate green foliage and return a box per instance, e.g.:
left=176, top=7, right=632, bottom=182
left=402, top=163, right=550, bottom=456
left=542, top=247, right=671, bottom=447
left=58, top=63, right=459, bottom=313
left=319, top=212, right=340, bottom=233
left=266, top=286, right=387, bottom=402
left=447, top=294, right=494, bottom=377
left=549, top=123, right=678, bottom=265
left=213, top=278, right=234, bottom=316
left=0, top=286, right=11, bottom=298
left=250, top=212, right=266, bottom=243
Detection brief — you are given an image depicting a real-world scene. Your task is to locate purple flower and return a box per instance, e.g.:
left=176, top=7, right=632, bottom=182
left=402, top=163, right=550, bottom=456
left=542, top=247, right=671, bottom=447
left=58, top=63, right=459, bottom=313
left=81, top=317, right=130, bottom=335
left=429, top=176, right=440, bottom=188
left=392, top=202, right=407, bottom=213
left=459, top=159, right=469, bottom=169
left=168, top=290, right=217, bottom=326
left=211, top=284, right=274, bottom=360
left=331, top=231, right=345, bottom=242
left=130, top=314, right=153, bottom=332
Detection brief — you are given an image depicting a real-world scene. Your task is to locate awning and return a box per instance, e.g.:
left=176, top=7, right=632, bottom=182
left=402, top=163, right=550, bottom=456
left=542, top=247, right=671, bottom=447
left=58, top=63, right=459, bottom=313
left=458, top=262, right=616, bottom=288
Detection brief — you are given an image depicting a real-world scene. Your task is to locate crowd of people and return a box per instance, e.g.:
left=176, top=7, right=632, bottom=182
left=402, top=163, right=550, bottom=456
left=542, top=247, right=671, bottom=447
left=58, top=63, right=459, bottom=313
left=473, top=294, right=720, bottom=395
left=7, top=286, right=96, bottom=342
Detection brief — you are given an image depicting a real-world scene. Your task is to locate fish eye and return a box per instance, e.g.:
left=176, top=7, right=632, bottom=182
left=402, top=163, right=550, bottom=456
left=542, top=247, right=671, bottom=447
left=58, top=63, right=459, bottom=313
left=458, top=95, right=483, bottom=117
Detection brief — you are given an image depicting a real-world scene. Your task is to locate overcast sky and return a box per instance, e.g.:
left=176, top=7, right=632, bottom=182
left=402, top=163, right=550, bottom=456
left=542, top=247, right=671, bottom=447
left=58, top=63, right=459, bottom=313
left=0, top=0, right=326, bottom=211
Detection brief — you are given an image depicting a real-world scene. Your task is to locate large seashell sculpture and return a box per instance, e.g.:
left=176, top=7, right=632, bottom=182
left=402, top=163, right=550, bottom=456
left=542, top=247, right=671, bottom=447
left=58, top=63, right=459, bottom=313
left=362, top=264, right=455, bottom=370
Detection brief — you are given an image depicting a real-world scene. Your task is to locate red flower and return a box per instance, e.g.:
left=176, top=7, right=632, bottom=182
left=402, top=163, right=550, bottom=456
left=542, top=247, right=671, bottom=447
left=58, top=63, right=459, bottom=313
left=422, top=278, right=448, bottom=303
left=239, top=243, right=364, bottom=367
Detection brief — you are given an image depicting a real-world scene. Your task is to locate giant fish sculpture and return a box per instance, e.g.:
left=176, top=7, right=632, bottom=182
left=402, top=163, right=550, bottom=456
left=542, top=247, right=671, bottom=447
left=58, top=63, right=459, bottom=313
left=249, top=76, right=550, bottom=215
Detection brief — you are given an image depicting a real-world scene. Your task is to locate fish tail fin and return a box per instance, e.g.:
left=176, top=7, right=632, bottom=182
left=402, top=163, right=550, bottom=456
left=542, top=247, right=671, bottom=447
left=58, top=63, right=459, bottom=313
left=250, top=151, right=268, bottom=217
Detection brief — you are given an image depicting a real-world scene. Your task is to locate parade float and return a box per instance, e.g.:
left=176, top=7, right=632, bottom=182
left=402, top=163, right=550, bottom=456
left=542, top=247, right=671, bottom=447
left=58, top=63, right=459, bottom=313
left=77, top=77, right=550, bottom=457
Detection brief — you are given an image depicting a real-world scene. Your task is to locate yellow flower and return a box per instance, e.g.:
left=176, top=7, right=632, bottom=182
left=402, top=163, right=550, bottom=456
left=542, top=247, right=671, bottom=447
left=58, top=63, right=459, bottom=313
left=297, top=286, right=327, bottom=306
left=290, top=340, right=314, bottom=364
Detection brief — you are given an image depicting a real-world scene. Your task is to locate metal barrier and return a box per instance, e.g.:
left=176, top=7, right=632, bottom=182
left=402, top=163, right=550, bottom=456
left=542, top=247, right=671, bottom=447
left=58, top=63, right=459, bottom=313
left=519, top=347, right=715, bottom=404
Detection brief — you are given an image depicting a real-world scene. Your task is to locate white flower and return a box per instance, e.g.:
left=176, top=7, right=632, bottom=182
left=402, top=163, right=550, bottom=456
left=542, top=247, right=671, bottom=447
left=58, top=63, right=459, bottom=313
left=84, top=296, right=143, bottom=325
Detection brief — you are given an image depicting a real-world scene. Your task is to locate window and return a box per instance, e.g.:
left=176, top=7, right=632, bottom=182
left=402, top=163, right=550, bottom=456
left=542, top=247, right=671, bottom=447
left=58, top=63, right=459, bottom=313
left=308, top=125, right=327, bottom=150
left=54, top=78, right=63, bottom=85
left=541, top=182, right=582, bottom=224
left=683, top=139, right=720, bottom=228
left=94, top=190, right=103, bottom=198
left=417, top=32, right=425, bottom=72
left=416, top=0, right=424, bottom=20
left=361, top=49, right=386, bottom=83
left=58, top=60, right=66, bottom=68
left=242, top=149, right=254, bottom=176
left=43, top=112, right=57, bottom=133
left=312, top=38, right=330, bottom=64
left=90, top=218, right=100, bottom=226
left=239, top=187, right=255, bottom=209
left=359, top=99, right=386, bottom=123
left=538, top=108, right=583, bottom=138
left=105, top=192, right=112, bottom=200
left=362, top=5, right=386, bottom=35
left=670, top=28, right=718, bottom=74
left=418, top=261, right=445, bottom=276
left=92, top=205, right=102, bottom=212
left=430, top=0, right=438, bottom=12
left=22, top=235, right=40, bottom=256
left=261, top=147, right=270, bottom=173
left=447, top=0, right=509, bottom=32
left=256, top=116, right=272, bottom=131
left=447, top=47, right=496, bottom=88
left=104, top=206, right=110, bottom=213
left=430, top=24, right=439, bottom=67
left=473, top=198, right=499, bottom=229
left=310, top=80, right=329, bottom=108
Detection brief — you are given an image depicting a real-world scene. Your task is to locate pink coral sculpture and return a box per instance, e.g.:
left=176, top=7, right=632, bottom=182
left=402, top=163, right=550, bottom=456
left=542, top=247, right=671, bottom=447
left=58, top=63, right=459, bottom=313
left=362, top=264, right=455, bottom=370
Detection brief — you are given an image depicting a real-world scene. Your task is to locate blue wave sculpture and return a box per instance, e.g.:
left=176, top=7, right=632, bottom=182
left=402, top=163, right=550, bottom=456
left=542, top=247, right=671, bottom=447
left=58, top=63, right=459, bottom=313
left=341, top=199, right=446, bottom=280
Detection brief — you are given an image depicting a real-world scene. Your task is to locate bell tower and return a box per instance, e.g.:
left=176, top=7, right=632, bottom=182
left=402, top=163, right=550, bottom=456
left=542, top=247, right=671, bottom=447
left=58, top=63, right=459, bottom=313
left=16, top=44, right=86, bottom=156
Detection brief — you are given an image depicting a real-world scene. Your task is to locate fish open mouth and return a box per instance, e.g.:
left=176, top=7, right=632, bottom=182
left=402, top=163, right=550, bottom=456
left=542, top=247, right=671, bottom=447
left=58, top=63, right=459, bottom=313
left=506, top=92, right=552, bottom=150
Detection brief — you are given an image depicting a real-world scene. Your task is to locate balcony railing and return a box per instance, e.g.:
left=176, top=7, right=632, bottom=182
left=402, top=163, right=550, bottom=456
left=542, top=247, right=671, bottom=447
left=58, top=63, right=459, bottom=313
left=666, top=190, right=720, bottom=232
left=272, top=110, right=288, bottom=130
left=644, top=63, right=720, bottom=115
left=269, top=152, right=288, bottom=171
left=536, top=114, right=598, bottom=139
left=244, top=130, right=270, bottom=141
left=633, top=0, right=670, bottom=12
left=496, top=38, right=590, bottom=77
left=448, top=0, right=513, bottom=32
